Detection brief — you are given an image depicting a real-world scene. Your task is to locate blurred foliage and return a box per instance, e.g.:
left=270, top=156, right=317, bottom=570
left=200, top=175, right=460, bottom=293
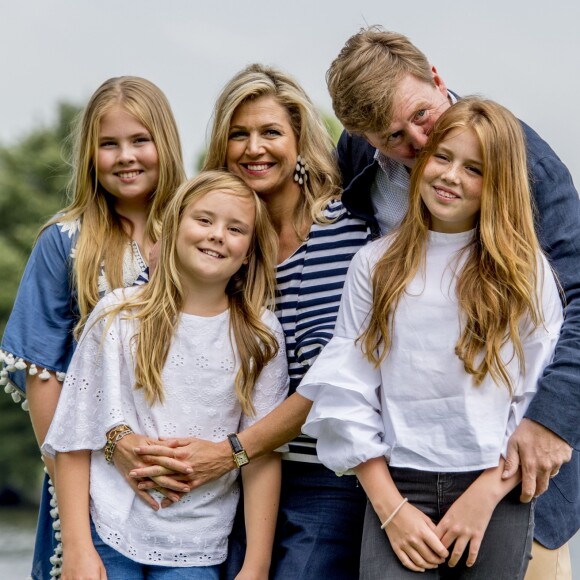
left=321, top=110, right=344, bottom=145
left=0, top=102, right=80, bottom=501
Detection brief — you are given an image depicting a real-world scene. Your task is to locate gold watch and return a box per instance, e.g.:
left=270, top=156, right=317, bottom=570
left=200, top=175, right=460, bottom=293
left=227, top=433, right=249, bottom=467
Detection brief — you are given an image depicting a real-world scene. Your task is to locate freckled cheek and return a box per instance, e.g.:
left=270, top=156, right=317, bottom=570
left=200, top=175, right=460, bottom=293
left=420, top=164, right=437, bottom=185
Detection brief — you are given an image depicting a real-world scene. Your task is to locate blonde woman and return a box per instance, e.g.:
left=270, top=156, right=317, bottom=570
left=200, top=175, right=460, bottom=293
left=126, top=65, right=372, bottom=578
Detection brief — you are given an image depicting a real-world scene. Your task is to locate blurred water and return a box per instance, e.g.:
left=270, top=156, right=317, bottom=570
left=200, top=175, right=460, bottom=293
left=0, top=509, right=35, bottom=579
left=0, top=508, right=578, bottom=578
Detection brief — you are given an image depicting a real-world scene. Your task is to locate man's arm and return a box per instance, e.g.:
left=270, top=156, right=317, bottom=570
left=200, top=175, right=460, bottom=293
left=503, top=124, right=579, bottom=498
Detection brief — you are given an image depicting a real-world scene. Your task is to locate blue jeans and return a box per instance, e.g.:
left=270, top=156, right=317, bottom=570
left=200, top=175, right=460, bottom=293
left=224, top=461, right=367, bottom=579
left=360, top=466, right=535, bottom=579
left=90, top=520, right=220, bottom=579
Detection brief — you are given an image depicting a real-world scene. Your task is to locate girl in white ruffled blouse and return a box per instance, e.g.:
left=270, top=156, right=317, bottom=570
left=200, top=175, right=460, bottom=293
left=299, top=99, right=563, bottom=579
left=43, top=171, right=289, bottom=580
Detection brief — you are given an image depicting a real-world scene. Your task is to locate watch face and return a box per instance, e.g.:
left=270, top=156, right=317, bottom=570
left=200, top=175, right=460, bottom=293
left=233, top=450, right=249, bottom=467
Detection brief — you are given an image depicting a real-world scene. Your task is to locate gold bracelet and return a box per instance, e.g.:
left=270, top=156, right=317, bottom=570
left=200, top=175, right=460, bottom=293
left=104, top=424, right=133, bottom=464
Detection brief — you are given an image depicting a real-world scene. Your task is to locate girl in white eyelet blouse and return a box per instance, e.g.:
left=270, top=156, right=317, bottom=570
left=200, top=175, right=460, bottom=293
left=298, top=99, right=563, bottom=579
left=43, top=171, right=289, bottom=580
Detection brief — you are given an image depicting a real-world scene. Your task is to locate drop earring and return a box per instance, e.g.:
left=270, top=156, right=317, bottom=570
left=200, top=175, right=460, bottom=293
left=293, top=155, right=309, bottom=186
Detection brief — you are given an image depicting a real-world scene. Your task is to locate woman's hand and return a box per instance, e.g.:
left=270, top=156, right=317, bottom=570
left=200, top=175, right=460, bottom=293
left=112, top=433, right=187, bottom=508
left=384, top=501, right=448, bottom=572
left=130, top=437, right=233, bottom=490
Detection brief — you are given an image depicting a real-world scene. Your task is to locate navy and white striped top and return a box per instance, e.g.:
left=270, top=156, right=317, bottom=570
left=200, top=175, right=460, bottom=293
left=275, top=199, right=371, bottom=461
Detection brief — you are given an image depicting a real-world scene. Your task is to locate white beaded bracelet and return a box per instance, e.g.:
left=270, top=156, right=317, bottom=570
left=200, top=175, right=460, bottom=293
left=380, top=497, right=409, bottom=530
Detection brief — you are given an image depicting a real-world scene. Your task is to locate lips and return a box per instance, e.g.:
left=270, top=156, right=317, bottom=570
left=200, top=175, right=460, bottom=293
left=199, top=248, right=224, bottom=259
left=433, top=186, right=459, bottom=200
left=115, top=170, right=143, bottom=179
left=242, top=162, right=274, bottom=173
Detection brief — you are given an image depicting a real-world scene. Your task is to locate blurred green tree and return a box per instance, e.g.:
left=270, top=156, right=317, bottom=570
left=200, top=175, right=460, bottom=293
left=321, top=110, right=343, bottom=145
left=0, top=102, right=80, bottom=501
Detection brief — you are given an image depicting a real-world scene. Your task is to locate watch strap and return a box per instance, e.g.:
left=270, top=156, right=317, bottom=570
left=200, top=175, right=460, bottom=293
left=227, top=433, right=249, bottom=467
left=227, top=433, right=244, bottom=453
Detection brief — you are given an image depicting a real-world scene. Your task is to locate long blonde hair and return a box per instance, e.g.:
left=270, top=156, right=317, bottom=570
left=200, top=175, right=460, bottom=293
left=203, top=64, right=340, bottom=233
left=44, top=76, right=185, bottom=332
left=361, top=98, right=545, bottom=391
left=102, top=171, right=279, bottom=414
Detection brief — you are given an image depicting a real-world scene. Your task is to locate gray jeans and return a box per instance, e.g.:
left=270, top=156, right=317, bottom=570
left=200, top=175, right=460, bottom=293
left=360, top=467, right=534, bottom=579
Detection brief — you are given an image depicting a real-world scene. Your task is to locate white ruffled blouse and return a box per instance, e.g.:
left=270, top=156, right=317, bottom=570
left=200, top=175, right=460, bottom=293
left=299, top=231, right=563, bottom=475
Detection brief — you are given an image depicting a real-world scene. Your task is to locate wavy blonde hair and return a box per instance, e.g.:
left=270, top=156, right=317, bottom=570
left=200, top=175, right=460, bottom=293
left=203, top=63, right=340, bottom=233
left=43, top=76, right=185, bottom=333
left=361, top=98, right=545, bottom=392
left=101, top=171, right=279, bottom=414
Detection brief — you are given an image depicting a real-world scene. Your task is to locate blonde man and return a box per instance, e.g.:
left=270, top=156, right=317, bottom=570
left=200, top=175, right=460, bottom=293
left=327, top=26, right=578, bottom=579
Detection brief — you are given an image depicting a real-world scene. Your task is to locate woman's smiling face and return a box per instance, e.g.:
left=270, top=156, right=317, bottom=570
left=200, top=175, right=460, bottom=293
left=226, top=96, right=299, bottom=200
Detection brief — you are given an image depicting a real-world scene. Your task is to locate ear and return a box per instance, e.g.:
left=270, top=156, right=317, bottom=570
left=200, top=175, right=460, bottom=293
left=431, top=65, right=448, bottom=97
left=242, top=256, right=249, bottom=265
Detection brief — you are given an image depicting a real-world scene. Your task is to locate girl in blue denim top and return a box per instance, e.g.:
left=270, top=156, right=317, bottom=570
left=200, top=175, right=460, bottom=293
left=1, top=75, right=185, bottom=579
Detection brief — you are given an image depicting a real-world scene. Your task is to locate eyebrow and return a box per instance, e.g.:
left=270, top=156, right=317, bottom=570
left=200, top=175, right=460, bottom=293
left=436, top=149, right=483, bottom=167
left=192, top=209, right=251, bottom=227
left=99, top=131, right=151, bottom=140
left=229, top=121, right=285, bottom=131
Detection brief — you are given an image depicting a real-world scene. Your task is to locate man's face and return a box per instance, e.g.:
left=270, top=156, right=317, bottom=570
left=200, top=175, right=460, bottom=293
left=363, top=69, right=451, bottom=169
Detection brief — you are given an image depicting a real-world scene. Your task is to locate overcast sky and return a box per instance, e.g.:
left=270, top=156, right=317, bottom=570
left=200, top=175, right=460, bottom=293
left=2, top=1, right=579, bottom=188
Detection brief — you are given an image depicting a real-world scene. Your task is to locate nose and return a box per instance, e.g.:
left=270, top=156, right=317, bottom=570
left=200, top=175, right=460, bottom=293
left=117, top=143, right=136, bottom=164
left=246, top=134, right=264, bottom=157
left=441, top=163, right=460, bottom=183
left=208, top=224, right=225, bottom=243
left=407, top=126, right=429, bottom=151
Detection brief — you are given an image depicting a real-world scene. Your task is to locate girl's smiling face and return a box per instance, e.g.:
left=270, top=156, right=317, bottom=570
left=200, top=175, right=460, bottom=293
left=175, top=188, right=255, bottom=292
left=96, top=105, right=159, bottom=210
left=419, top=127, right=484, bottom=233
